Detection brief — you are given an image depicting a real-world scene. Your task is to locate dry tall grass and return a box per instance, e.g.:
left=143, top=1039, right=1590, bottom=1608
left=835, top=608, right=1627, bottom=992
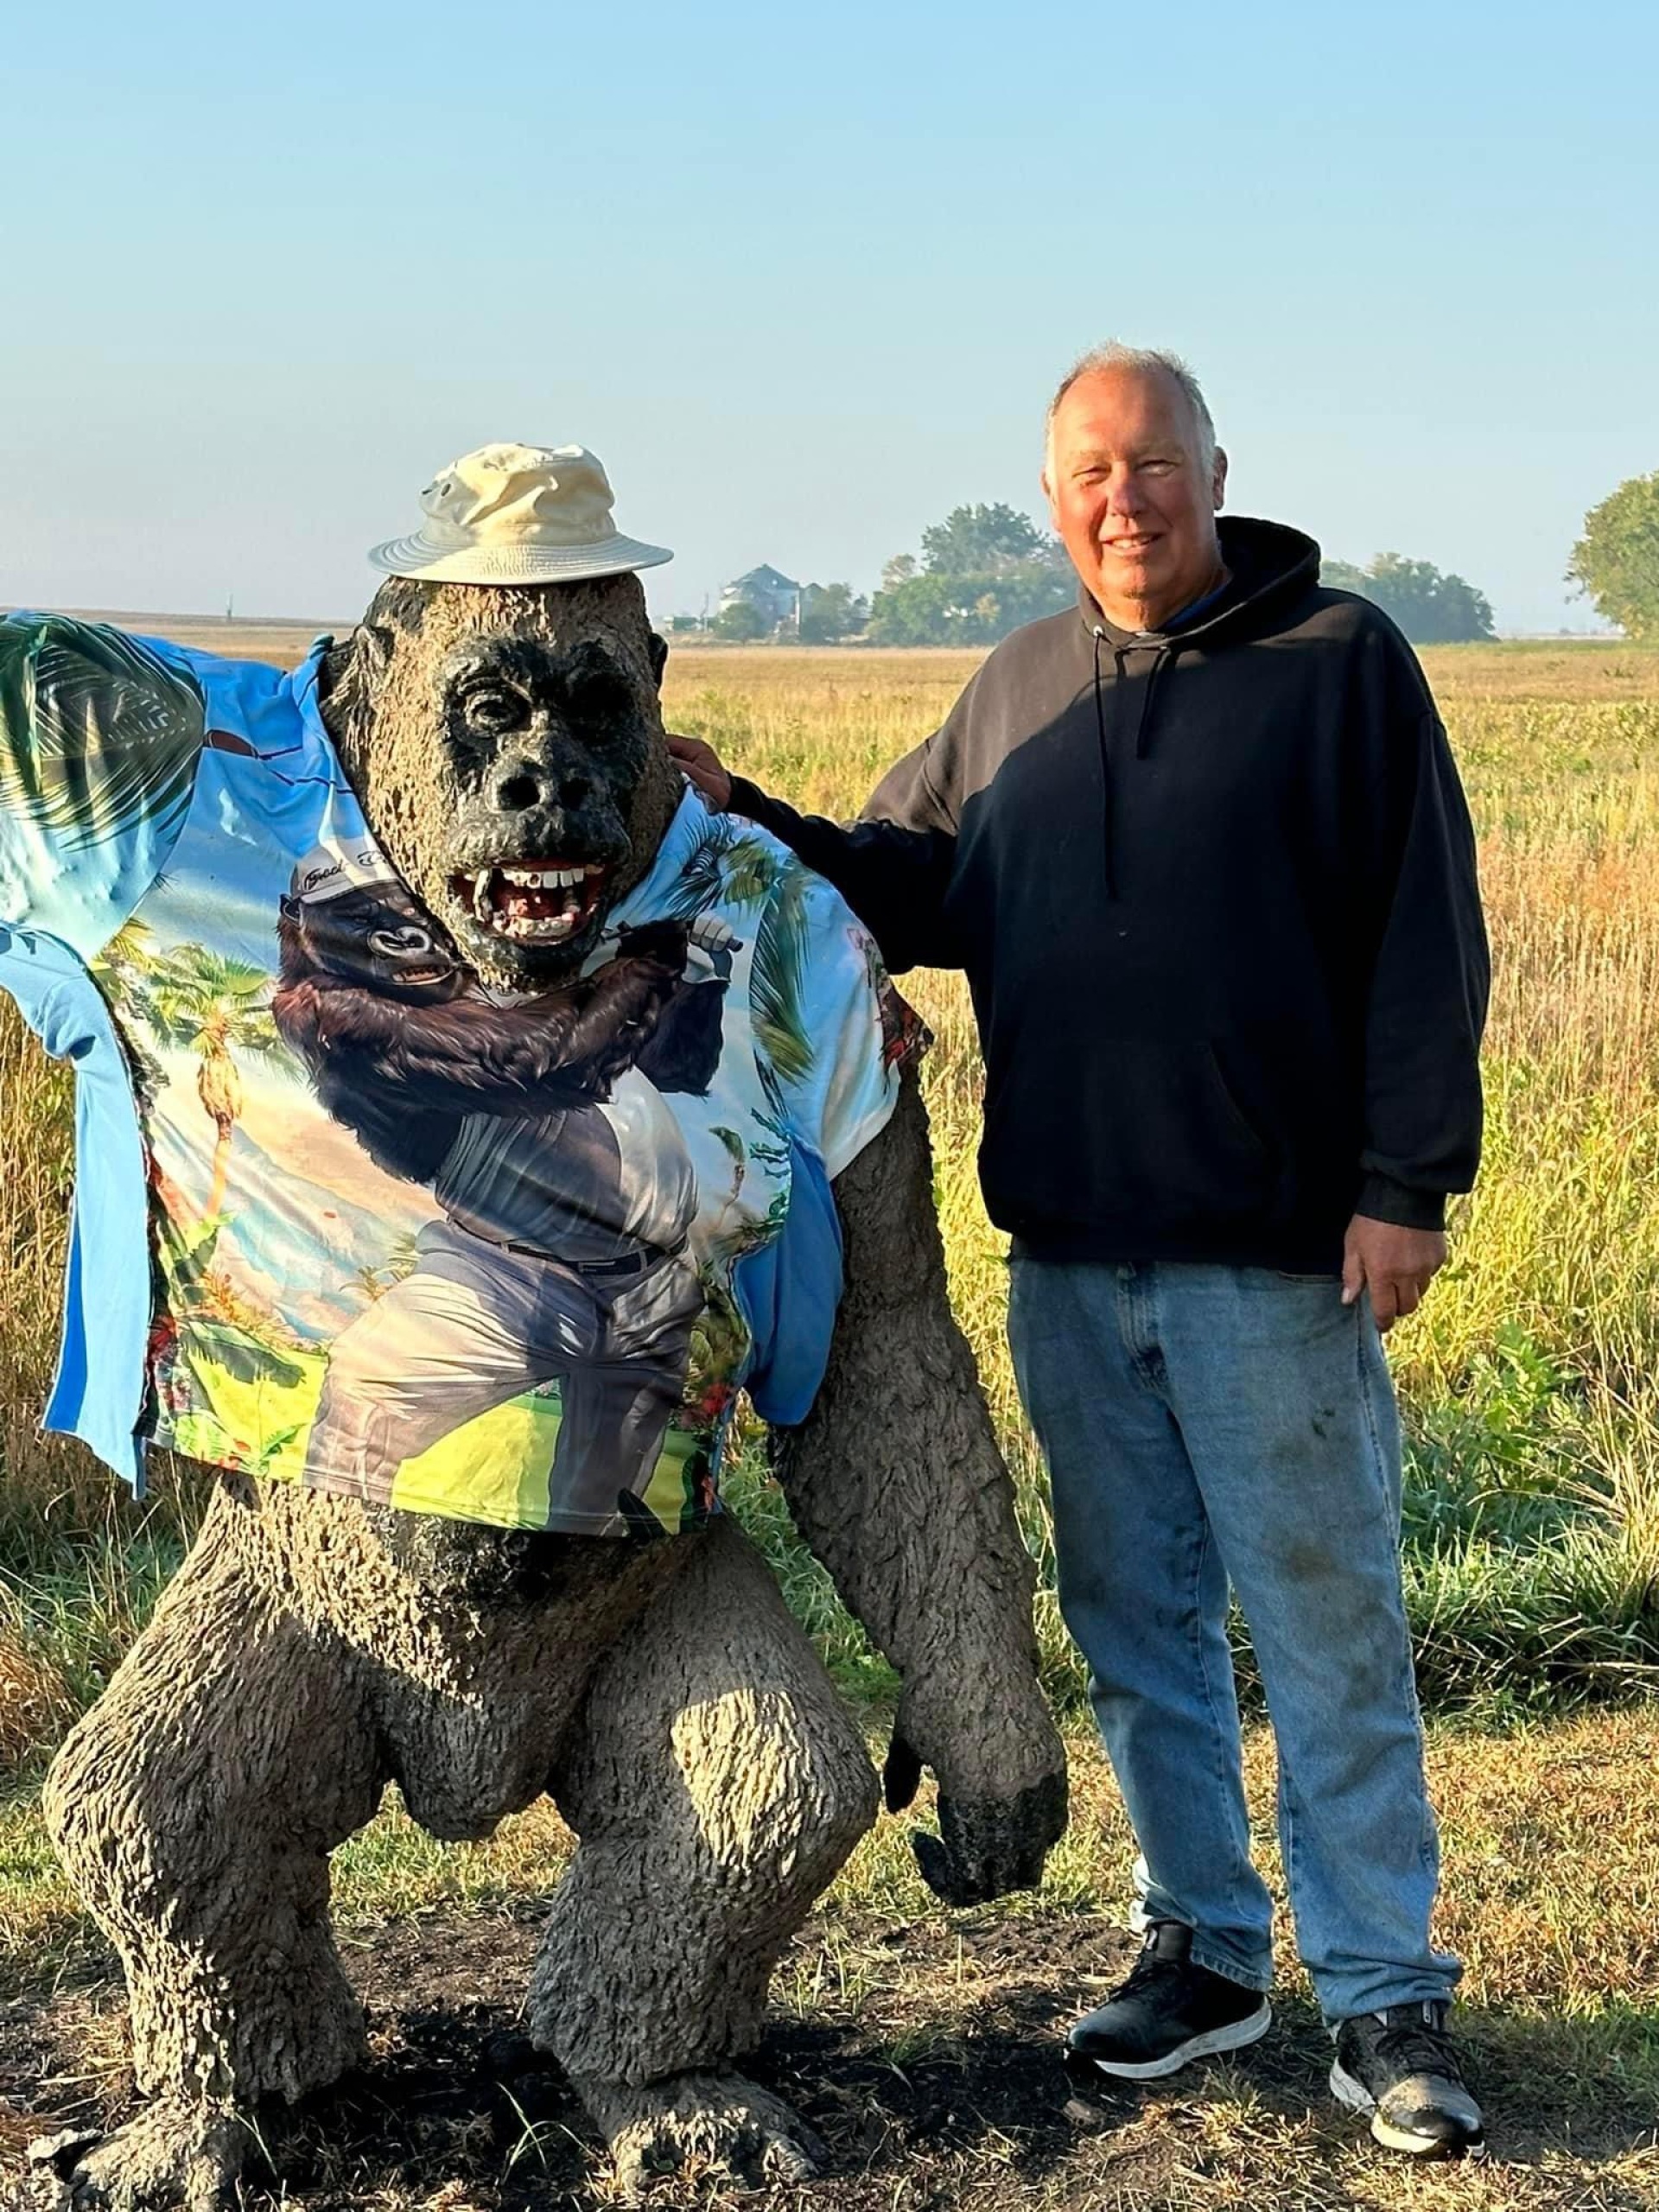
left=3, top=637, right=1658, bottom=1713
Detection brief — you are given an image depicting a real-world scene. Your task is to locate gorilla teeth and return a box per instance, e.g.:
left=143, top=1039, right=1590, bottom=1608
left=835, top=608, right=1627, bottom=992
left=460, top=861, right=608, bottom=943
left=499, top=912, right=579, bottom=941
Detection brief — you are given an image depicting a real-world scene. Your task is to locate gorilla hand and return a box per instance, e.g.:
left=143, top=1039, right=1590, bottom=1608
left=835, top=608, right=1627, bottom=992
left=881, top=1687, right=1068, bottom=1909
left=613, top=918, right=691, bottom=973
left=570, top=939, right=690, bottom=1091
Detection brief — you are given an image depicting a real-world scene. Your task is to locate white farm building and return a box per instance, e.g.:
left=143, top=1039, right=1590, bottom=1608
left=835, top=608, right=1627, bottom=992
left=719, top=564, right=800, bottom=630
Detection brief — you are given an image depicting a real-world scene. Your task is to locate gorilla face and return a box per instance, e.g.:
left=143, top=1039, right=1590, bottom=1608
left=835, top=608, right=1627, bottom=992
left=322, top=575, right=681, bottom=993
left=286, top=882, right=467, bottom=1004
left=440, top=632, right=658, bottom=969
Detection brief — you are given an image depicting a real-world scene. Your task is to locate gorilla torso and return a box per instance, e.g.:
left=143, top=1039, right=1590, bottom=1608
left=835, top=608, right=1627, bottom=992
left=38, top=565, right=1065, bottom=2209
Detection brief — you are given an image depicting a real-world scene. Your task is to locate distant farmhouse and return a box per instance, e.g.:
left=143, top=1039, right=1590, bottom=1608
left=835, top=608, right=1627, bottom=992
left=719, top=563, right=800, bottom=632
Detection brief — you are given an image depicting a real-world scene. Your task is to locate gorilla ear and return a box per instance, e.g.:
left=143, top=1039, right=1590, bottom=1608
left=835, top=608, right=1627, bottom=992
left=648, top=630, right=669, bottom=689
left=353, top=622, right=398, bottom=690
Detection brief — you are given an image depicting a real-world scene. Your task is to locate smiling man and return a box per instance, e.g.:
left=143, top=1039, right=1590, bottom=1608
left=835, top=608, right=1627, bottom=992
left=671, top=345, right=1491, bottom=2159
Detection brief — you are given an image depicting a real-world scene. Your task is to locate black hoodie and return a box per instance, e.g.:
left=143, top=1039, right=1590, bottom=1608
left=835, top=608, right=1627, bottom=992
left=728, top=516, right=1489, bottom=1273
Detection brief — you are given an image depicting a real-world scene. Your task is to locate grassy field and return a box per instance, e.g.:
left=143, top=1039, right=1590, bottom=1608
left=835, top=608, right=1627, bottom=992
left=2, top=632, right=1658, bottom=2208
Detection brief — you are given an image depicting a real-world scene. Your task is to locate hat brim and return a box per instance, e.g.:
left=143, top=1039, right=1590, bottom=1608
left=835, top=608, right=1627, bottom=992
left=366, top=531, right=673, bottom=585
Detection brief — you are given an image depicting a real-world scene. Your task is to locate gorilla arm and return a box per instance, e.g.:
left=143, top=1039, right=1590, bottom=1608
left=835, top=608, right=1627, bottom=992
left=770, top=1075, right=1067, bottom=1905
left=271, top=948, right=682, bottom=1118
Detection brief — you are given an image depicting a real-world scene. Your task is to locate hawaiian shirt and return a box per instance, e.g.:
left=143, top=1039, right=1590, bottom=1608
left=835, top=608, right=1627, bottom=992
left=0, top=614, right=921, bottom=1536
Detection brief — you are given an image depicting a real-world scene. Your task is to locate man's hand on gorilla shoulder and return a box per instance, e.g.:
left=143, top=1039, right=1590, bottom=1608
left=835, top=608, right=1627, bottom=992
left=668, top=733, right=733, bottom=813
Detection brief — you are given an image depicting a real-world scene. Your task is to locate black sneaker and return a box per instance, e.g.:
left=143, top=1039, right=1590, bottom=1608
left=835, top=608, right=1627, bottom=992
left=1066, top=1921, right=1272, bottom=2081
left=1331, top=2001, right=1486, bottom=2158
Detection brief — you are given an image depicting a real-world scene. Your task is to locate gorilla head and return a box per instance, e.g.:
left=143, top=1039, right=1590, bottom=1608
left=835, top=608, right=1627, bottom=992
left=318, top=575, right=679, bottom=994
left=277, top=878, right=467, bottom=1007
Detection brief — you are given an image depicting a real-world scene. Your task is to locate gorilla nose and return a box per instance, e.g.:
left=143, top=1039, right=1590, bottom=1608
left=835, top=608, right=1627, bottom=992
left=494, top=763, right=591, bottom=814
left=496, top=771, right=542, bottom=811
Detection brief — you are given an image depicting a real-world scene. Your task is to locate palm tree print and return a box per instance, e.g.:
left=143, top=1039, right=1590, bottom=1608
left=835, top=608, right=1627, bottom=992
left=143, top=947, right=286, bottom=1218
left=0, top=618, right=204, bottom=854
left=658, top=825, right=816, bottom=1096
left=750, top=860, right=815, bottom=1089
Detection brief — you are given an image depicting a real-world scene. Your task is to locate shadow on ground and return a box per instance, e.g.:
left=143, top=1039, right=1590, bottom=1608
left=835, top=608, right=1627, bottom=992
left=3, top=1906, right=1655, bottom=2210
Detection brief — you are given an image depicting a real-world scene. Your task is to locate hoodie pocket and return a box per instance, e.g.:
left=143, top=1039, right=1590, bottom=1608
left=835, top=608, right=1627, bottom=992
left=1205, top=1045, right=1274, bottom=1171
left=984, top=1035, right=1279, bottom=1236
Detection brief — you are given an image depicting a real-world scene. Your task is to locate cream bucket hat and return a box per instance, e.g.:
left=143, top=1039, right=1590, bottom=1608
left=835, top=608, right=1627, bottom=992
left=368, top=442, right=672, bottom=585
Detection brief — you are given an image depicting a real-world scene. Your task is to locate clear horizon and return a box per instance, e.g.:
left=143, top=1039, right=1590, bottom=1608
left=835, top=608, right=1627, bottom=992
left=3, top=0, right=1652, bottom=637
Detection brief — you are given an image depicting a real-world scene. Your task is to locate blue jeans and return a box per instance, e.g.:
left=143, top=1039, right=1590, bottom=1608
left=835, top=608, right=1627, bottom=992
left=1007, top=1255, right=1459, bottom=2024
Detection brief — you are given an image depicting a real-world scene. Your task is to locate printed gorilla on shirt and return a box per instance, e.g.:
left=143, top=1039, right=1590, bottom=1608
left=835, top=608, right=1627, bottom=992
left=0, top=615, right=920, bottom=1536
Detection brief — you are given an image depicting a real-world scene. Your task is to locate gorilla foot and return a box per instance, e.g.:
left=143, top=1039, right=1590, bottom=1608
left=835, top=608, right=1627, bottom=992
left=29, top=2100, right=251, bottom=2212
left=575, top=2069, right=828, bottom=2202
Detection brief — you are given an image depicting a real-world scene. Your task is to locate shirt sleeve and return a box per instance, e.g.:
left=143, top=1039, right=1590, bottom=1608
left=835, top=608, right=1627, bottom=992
left=1351, top=617, right=1490, bottom=1226
left=723, top=677, right=973, bottom=976
left=727, top=778, right=959, bottom=976
left=1358, top=707, right=1490, bottom=1226
left=756, top=855, right=912, bottom=1179
left=0, top=613, right=207, bottom=961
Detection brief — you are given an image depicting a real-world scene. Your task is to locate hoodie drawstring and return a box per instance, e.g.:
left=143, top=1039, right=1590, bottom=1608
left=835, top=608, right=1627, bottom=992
left=1092, top=630, right=1181, bottom=900
left=1091, top=627, right=1117, bottom=900
left=1134, top=645, right=1176, bottom=758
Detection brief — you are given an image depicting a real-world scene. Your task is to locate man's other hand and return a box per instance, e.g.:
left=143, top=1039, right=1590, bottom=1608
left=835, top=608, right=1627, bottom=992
left=667, top=734, right=733, bottom=811
left=1341, top=1216, right=1446, bottom=1332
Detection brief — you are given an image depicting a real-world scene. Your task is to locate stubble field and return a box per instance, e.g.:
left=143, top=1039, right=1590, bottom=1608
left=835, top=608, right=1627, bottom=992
left=1, top=629, right=1657, bottom=2209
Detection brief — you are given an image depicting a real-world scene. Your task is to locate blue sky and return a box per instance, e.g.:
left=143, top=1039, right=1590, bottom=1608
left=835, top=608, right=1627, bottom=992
left=3, top=1, right=1653, bottom=633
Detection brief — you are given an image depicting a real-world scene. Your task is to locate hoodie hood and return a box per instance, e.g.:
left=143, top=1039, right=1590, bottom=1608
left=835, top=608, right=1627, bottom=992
left=1081, top=516, right=1324, bottom=650
left=1083, top=518, right=1325, bottom=894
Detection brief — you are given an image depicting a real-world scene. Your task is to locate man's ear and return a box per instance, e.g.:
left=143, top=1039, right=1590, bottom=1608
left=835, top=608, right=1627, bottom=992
left=648, top=630, right=669, bottom=689
left=1212, top=448, right=1229, bottom=512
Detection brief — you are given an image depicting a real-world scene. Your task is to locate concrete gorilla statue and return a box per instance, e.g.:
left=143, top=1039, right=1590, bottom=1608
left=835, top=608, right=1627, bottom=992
left=41, top=572, right=1068, bottom=2207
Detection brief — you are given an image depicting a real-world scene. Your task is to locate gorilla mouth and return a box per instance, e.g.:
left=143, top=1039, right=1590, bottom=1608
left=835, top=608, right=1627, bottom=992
left=454, top=861, right=609, bottom=946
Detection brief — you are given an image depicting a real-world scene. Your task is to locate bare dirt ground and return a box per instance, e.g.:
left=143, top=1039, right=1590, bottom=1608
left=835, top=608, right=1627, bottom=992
left=3, top=1900, right=1654, bottom=2212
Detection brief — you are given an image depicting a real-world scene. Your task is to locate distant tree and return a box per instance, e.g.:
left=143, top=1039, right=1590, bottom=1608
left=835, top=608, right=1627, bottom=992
left=1319, top=558, right=1371, bottom=596
left=714, top=599, right=769, bottom=642
left=920, top=502, right=1064, bottom=578
left=868, top=567, right=1074, bottom=647
left=1568, top=470, right=1659, bottom=639
left=1321, top=552, right=1496, bottom=644
left=798, top=582, right=868, bottom=643
left=868, top=500, right=1073, bottom=645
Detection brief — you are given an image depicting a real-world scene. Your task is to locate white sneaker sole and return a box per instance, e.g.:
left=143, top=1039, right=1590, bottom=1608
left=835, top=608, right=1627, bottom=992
left=1329, top=2059, right=1489, bottom=2160
left=1075, top=1999, right=1273, bottom=2082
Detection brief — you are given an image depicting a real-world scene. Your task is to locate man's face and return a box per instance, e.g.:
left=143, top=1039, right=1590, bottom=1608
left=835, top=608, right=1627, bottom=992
left=1043, top=365, right=1228, bottom=630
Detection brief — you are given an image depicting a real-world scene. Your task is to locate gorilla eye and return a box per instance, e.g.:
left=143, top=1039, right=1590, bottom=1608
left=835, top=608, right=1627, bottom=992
left=461, top=685, right=528, bottom=734
left=565, top=669, right=631, bottom=725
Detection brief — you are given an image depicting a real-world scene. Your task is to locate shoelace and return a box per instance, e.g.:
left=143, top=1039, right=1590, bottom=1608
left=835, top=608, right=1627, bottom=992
left=1117, top=1944, right=1190, bottom=2002
left=1368, top=2007, right=1466, bottom=2085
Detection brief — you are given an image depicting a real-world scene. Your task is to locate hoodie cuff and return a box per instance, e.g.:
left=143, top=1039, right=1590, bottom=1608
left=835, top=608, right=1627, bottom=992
left=1355, top=1174, right=1446, bottom=1233
left=727, top=774, right=779, bottom=826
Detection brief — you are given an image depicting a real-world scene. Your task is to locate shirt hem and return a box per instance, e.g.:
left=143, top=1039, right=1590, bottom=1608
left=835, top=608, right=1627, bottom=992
left=1005, top=1225, right=1349, bottom=1274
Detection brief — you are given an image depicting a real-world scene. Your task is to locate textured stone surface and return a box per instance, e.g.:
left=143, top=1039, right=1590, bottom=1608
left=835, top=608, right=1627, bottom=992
left=41, top=576, right=1065, bottom=2205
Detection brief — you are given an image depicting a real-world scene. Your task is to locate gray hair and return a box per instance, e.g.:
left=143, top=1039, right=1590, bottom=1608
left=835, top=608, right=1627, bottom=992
left=1045, top=344, right=1217, bottom=477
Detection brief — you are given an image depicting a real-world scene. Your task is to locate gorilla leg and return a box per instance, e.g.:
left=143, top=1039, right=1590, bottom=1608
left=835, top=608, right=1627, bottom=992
left=42, top=1487, right=384, bottom=2209
left=531, top=1516, right=878, bottom=2196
